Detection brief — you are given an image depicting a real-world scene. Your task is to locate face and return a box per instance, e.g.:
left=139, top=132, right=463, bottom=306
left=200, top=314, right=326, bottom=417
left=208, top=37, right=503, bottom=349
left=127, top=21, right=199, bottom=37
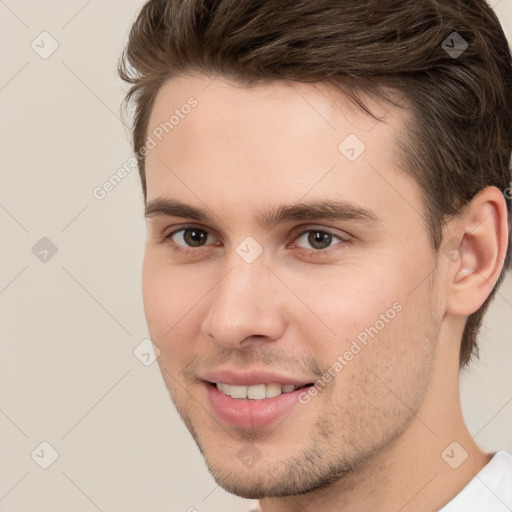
left=142, top=74, right=443, bottom=498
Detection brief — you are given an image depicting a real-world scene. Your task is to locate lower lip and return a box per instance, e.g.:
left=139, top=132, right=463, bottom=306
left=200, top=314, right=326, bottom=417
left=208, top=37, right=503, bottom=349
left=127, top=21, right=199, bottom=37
left=205, top=383, right=307, bottom=429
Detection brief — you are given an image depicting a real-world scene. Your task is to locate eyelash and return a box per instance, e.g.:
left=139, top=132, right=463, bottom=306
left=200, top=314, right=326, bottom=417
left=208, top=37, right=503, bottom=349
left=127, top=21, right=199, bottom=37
left=160, top=225, right=351, bottom=258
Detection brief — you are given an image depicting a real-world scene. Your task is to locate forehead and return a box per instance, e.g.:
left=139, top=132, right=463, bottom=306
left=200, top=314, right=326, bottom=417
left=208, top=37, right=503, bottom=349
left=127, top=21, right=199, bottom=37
left=144, top=73, right=421, bottom=228
left=147, top=74, right=402, bottom=148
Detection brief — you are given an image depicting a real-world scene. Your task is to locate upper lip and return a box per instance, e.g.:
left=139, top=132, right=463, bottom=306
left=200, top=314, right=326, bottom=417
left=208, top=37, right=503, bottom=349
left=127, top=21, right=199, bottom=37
left=202, top=369, right=314, bottom=387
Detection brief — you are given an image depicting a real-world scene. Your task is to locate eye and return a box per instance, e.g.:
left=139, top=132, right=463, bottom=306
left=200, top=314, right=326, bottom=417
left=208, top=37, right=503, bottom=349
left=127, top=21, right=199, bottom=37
left=165, top=227, right=215, bottom=248
left=293, top=229, right=348, bottom=251
left=160, top=225, right=349, bottom=257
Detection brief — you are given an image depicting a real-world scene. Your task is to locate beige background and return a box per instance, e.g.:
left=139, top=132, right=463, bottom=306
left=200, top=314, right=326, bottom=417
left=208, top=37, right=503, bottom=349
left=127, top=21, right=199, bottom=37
left=0, top=1, right=511, bottom=511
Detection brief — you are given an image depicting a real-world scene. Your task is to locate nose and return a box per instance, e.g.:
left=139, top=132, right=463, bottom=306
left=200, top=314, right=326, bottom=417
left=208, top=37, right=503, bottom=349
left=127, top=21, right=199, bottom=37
left=200, top=256, right=288, bottom=350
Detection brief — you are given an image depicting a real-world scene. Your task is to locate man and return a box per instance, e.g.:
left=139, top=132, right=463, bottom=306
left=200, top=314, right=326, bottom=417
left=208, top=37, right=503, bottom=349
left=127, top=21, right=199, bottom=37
left=118, top=0, right=512, bottom=510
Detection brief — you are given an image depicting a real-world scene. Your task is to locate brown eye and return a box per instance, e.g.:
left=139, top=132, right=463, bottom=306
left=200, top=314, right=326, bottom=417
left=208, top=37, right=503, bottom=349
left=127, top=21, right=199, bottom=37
left=183, top=228, right=209, bottom=246
left=168, top=228, right=212, bottom=247
left=307, top=231, right=333, bottom=249
left=294, top=229, right=345, bottom=251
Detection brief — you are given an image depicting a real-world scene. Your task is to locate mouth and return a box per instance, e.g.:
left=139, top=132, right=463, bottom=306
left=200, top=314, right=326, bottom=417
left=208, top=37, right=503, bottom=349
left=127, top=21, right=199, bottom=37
left=212, top=382, right=312, bottom=400
left=201, top=373, right=316, bottom=429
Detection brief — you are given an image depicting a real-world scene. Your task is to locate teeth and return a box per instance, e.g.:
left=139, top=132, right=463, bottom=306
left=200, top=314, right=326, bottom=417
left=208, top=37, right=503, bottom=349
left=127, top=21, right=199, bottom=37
left=217, top=383, right=230, bottom=394
left=230, top=385, right=247, bottom=399
left=265, top=383, right=282, bottom=398
left=216, top=383, right=297, bottom=400
left=247, top=384, right=266, bottom=399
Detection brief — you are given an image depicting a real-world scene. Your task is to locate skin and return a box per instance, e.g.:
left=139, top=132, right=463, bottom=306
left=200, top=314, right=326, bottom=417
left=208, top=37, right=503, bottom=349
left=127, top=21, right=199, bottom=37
left=141, top=73, right=508, bottom=512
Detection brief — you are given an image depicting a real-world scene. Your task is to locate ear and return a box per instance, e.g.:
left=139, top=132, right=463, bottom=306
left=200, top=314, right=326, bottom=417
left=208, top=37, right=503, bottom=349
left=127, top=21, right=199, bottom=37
left=444, top=186, right=509, bottom=316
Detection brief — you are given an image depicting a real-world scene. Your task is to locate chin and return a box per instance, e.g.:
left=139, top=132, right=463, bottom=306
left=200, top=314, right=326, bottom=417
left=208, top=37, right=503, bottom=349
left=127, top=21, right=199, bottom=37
left=198, top=441, right=356, bottom=500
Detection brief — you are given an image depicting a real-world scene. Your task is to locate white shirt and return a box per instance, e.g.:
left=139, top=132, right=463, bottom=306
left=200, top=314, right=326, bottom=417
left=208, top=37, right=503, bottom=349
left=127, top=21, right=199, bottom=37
left=247, top=450, right=512, bottom=512
left=439, top=450, right=512, bottom=511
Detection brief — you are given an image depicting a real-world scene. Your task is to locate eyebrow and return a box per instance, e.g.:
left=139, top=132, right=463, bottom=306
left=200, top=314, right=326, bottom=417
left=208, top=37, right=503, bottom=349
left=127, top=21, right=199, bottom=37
left=145, top=198, right=381, bottom=229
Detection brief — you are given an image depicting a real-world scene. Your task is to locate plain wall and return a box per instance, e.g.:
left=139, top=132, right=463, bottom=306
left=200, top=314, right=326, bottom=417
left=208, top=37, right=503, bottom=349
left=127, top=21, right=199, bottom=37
left=0, top=1, right=510, bottom=510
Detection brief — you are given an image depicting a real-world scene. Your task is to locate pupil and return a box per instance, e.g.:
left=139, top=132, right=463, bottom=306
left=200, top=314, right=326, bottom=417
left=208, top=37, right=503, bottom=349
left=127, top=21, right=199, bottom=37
left=184, top=229, right=207, bottom=246
left=308, top=231, right=332, bottom=249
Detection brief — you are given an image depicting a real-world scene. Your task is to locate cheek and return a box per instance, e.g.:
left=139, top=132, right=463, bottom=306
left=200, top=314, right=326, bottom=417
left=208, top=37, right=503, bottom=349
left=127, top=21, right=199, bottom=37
left=279, top=262, right=405, bottom=351
left=336, top=278, right=438, bottom=401
left=288, top=251, right=434, bottom=382
left=328, top=254, right=430, bottom=339
left=142, top=251, right=196, bottom=343
left=321, top=297, right=437, bottom=450
left=141, top=249, right=218, bottom=365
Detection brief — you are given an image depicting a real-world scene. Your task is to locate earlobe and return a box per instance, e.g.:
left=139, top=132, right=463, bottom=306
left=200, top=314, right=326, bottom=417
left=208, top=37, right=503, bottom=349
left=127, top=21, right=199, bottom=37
left=445, top=186, right=509, bottom=316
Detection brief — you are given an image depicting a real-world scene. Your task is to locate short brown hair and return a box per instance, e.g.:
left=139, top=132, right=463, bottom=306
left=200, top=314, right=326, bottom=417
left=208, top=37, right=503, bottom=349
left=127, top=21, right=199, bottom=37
left=118, top=0, right=512, bottom=368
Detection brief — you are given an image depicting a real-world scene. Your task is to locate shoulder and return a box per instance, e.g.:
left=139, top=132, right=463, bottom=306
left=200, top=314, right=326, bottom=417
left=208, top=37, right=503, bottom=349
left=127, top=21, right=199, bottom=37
left=439, top=450, right=512, bottom=512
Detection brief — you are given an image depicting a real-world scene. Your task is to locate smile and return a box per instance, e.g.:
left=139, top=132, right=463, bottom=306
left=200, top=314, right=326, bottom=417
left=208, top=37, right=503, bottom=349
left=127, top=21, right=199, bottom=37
left=215, top=382, right=297, bottom=400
